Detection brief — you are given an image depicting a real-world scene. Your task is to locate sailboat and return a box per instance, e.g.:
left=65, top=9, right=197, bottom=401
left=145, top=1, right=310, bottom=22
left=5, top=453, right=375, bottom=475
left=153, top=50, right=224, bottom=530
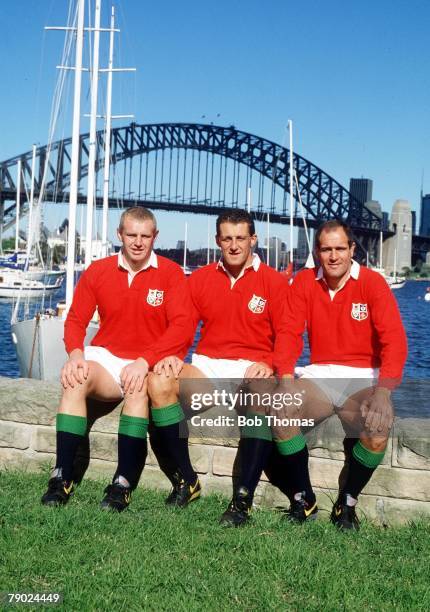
left=11, top=0, right=129, bottom=380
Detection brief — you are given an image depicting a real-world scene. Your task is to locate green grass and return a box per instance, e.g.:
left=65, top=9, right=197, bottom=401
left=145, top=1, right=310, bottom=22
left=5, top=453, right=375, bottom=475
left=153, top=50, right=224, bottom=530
left=0, top=471, right=429, bottom=611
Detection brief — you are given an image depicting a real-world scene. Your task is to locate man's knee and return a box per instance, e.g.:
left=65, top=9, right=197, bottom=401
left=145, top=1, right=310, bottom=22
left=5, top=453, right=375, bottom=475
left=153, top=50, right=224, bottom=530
left=359, top=435, right=388, bottom=453
left=148, top=371, right=178, bottom=406
left=61, top=373, right=95, bottom=400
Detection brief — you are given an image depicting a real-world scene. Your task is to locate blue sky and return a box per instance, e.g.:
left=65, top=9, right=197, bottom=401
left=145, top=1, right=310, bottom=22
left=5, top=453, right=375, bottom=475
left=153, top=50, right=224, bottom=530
left=1, top=0, right=429, bottom=248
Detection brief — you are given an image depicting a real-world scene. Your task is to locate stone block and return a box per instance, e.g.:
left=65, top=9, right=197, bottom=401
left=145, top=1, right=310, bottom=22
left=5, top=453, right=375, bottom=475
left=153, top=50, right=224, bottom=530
left=89, top=406, right=122, bottom=434
left=0, top=447, right=55, bottom=472
left=31, top=426, right=56, bottom=453
left=189, top=444, right=211, bottom=474
left=309, top=457, right=344, bottom=491
left=362, top=465, right=430, bottom=501
left=354, top=494, right=430, bottom=526
left=139, top=466, right=172, bottom=491
left=189, top=436, right=239, bottom=448
left=0, top=421, right=31, bottom=449
left=212, top=446, right=238, bottom=476
left=88, top=431, right=117, bottom=462
left=393, top=418, right=430, bottom=470
left=83, top=457, right=117, bottom=480
left=0, top=377, right=59, bottom=425
left=198, top=474, right=234, bottom=498
left=305, top=415, right=345, bottom=458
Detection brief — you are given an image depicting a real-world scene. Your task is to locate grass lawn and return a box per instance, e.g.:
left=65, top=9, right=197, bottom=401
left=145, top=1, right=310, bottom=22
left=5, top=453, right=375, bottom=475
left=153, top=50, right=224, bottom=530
left=0, top=471, right=429, bottom=611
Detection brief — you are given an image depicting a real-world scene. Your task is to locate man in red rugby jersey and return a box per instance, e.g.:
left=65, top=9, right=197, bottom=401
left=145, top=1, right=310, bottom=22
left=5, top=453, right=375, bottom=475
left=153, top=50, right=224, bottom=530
left=41, top=207, right=196, bottom=511
left=148, top=208, right=304, bottom=525
left=272, top=219, right=408, bottom=529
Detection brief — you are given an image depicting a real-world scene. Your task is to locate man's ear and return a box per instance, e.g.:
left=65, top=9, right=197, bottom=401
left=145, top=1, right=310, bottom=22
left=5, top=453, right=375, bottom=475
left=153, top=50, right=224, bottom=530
left=117, top=228, right=122, bottom=242
left=250, top=234, right=257, bottom=248
left=215, top=235, right=221, bottom=248
left=350, top=242, right=356, bottom=257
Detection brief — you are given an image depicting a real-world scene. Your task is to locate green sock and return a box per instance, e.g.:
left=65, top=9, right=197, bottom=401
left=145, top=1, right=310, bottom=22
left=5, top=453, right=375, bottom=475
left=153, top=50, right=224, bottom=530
left=56, top=413, right=87, bottom=436
left=240, top=412, right=272, bottom=441
left=151, top=402, right=184, bottom=427
left=118, top=414, right=149, bottom=438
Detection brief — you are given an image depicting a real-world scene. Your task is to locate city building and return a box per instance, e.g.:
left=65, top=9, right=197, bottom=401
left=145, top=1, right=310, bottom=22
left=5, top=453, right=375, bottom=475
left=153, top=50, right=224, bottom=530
left=349, top=178, right=373, bottom=204
left=296, top=227, right=312, bottom=265
left=383, top=200, right=412, bottom=273
left=419, top=193, right=430, bottom=237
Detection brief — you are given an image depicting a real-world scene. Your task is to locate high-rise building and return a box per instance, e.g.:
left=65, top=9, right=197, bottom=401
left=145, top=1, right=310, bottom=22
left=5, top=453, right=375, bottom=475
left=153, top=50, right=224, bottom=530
left=411, top=210, right=416, bottom=235
left=419, top=193, right=430, bottom=237
left=383, top=200, right=412, bottom=273
left=296, top=227, right=311, bottom=264
left=349, top=178, right=373, bottom=204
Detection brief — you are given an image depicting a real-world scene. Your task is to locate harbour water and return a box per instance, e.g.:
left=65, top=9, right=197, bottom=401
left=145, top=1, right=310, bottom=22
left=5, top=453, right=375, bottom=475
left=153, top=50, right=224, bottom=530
left=0, top=279, right=429, bottom=417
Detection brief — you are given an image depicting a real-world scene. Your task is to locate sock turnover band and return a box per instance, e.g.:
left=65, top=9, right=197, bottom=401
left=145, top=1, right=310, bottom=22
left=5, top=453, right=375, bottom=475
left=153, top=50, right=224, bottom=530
left=151, top=402, right=184, bottom=427
left=352, top=440, right=385, bottom=469
left=56, top=413, right=87, bottom=436
left=276, top=433, right=306, bottom=456
left=118, top=414, right=149, bottom=439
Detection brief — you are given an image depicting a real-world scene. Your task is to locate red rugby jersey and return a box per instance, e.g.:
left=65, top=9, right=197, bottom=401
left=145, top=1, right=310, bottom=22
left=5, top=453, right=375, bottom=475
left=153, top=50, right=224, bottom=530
left=189, top=259, right=289, bottom=368
left=274, top=265, right=408, bottom=387
left=64, top=254, right=194, bottom=366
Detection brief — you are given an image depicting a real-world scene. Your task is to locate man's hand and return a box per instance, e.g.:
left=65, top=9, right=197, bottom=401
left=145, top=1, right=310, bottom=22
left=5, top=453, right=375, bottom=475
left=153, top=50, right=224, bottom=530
left=120, top=357, right=149, bottom=394
left=244, top=362, right=273, bottom=379
left=153, top=355, right=184, bottom=378
left=361, top=387, right=394, bottom=434
left=61, top=349, right=89, bottom=389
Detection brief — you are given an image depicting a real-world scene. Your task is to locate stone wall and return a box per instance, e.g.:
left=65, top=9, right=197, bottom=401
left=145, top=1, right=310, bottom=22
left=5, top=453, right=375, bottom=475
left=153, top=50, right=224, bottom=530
left=1, top=377, right=429, bottom=525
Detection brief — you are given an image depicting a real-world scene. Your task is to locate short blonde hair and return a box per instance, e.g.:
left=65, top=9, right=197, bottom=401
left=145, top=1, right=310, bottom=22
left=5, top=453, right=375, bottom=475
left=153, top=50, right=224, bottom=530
left=118, top=206, right=157, bottom=232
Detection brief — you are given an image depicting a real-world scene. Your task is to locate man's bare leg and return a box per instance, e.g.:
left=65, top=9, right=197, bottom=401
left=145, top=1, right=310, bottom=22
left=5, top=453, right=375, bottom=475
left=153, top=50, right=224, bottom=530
left=263, top=378, right=334, bottom=521
left=43, top=362, right=148, bottom=508
left=147, top=364, right=208, bottom=507
left=331, top=385, right=392, bottom=530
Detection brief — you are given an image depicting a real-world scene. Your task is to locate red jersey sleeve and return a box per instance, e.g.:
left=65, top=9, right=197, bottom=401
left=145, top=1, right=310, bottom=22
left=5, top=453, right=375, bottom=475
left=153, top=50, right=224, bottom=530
left=367, top=274, right=408, bottom=389
left=140, top=266, right=196, bottom=367
left=273, top=271, right=307, bottom=376
left=64, top=267, right=98, bottom=354
left=267, top=274, right=290, bottom=371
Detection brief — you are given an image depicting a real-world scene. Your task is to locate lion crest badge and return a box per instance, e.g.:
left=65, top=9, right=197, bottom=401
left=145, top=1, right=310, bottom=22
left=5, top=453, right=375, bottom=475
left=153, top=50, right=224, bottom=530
left=147, top=288, right=164, bottom=307
left=351, top=303, right=368, bottom=321
left=248, top=294, right=266, bottom=314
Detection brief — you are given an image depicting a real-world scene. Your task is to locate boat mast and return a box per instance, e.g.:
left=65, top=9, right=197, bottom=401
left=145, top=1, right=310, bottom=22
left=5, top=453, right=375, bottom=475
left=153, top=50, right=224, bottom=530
left=15, top=160, right=21, bottom=252
left=65, top=0, right=85, bottom=310
left=85, top=0, right=102, bottom=268
left=288, top=119, right=294, bottom=264
left=206, top=218, right=210, bottom=265
left=183, top=222, right=188, bottom=271
left=266, top=212, right=270, bottom=265
left=101, top=5, right=115, bottom=258
left=101, top=5, right=135, bottom=258
left=24, top=145, right=37, bottom=272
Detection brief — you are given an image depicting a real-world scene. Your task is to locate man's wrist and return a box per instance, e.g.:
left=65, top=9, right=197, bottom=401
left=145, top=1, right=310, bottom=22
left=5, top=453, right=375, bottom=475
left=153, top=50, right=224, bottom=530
left=374, top=386, right=391, bottom=397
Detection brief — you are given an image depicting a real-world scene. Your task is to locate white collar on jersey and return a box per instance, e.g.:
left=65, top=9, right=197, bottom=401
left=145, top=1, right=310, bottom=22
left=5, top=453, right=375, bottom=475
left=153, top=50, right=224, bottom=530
left=217, top=253, right=261, bottom=273
left=217, top=253, right=261, bottom=287
left=316, top=259, right=360, bottom=281
left=118, top=249, right=158, bottom=273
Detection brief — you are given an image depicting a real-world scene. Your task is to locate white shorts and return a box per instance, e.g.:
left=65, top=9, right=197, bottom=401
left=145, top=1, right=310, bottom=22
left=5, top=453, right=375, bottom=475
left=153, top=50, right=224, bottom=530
left=191, top=354, right=255, bottom=380
left=295, top=363, right=379, bottom=408
left=84, top=346, right=134, bottom=393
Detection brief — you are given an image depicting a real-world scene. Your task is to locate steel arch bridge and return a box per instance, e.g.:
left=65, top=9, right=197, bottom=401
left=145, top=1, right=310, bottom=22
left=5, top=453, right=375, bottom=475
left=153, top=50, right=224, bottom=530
left=0, top=122, right=400, bottom=260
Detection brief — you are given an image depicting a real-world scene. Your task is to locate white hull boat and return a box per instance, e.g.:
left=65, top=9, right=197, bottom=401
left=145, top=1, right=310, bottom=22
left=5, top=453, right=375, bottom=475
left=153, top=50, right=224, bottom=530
left=0, top=269, right=64, bottom=299
left=12, top=317, right=98, bottom=381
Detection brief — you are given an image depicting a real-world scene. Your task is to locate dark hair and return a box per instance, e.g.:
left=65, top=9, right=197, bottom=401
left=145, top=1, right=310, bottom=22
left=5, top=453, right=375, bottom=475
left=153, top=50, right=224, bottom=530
left=216, top=208, right=255, bottom=236
left=118, top=206, right=157, bottom=232
left=314, top=219, right=354, bottom=249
